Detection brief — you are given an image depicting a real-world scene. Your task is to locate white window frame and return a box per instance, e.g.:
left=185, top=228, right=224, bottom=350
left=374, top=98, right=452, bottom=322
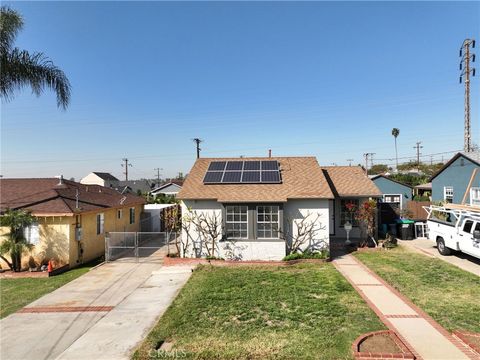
left=444, top=186, right=454, bottom=203
left=117, top=209, right=123, bottom=219
left=129, top=207, right=135, bottom=224
left=24, top=223, right=40, bottom=245
left=470, top=187, right=480, bottom=206
left=383, top=194, right=402, bottom=208
left=256, top=205, right=280, bottom=239
left=225, top=205, right=248, bottom=239
left=96, top=213, right=104, bottom=235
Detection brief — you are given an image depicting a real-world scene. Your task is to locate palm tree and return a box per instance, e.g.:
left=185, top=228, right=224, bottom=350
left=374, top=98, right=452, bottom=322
left=392, top=128, right=400, bottom=170
left=0, top=6, right=71, bottom=109
left=0, top=209, right=35, bottom=272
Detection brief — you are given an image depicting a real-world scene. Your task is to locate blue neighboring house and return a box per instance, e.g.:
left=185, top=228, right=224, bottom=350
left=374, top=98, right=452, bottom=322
left=371, top=175, right=413, bottom=210
left=431, top=152, right=480, bottom=205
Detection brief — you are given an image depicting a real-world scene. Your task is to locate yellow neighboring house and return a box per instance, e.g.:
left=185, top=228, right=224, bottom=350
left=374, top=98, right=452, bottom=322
left=0, top=177, right=145, bottom=270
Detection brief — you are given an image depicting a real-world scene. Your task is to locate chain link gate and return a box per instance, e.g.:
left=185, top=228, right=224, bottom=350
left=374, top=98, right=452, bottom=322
left=105, top=232, right=177, bottom=262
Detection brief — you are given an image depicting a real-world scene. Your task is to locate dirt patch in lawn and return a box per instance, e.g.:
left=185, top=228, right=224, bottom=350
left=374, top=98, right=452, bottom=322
left=359, top=333, right=402, bottom=353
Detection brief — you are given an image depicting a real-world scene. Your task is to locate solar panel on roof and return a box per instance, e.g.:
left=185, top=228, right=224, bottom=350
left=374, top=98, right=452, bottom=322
left=261, top=161, right=278, bottom=171
left=203, top=160, right=281, bottom=184
left=203, top=171, right=224, bottom=183
left=222, top=171, right=242, bottom=183
left=226, top=161, right=244, bottom=171
left=244, top=161, right=260, bottom=171
left=261, top=171, right=281, bottom=182
left=208, top=161, right=227, bottom=171
left=241, top=171, right=261, bottom=183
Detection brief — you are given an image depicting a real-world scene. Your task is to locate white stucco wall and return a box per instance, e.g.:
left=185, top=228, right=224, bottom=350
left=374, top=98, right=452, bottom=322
left=283, top=199, right=330, bottom=252
left=180, top=198, right=329, bottom=261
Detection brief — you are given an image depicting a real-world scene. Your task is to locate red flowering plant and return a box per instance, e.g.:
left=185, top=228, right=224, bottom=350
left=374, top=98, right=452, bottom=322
left=355, top=199, right=378, bottom=247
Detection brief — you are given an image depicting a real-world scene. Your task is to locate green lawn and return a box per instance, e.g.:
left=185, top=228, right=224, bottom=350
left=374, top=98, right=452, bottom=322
left=0, top=261, right=98, bottom=318
left=355, top=246, right=480, bottom=333
left=133, top=263, right=385, bottom=360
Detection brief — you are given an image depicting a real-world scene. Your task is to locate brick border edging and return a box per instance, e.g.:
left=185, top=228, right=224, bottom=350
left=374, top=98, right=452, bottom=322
left=352, top=329, right=415, bottom=359
left=454, top=331, right=480, bottom=355
left=162, top=257, right=328, bottom=267
left=342, top=256, right=480, bottom=360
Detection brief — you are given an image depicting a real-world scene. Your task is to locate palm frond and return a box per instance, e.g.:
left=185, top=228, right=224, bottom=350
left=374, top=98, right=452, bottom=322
left=0, top=6, right=23, bottom=55
left=0, top=48, right=71, bottom=109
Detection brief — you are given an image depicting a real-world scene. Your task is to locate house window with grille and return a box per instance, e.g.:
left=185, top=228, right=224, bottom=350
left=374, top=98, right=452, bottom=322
left=24, top=223, right=40, bottom=245
left=129, top=208, right=135, bottom=224
left=470, top=187, right=480, bottom=206
left=257, top=206, right=279, bottom=239
left=225, top=206, right=248, bottom=239
left=444, top=187, right=454, bottom=203
left=96, top=213, right=104, bottom=235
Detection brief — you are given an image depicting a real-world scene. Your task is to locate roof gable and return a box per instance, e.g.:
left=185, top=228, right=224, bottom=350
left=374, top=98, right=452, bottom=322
left=322, top=166, right=382, bottom=197
left=371, top=174, right=413, bottom=189
left=92, top=172, right=119, bottom=181
left=430, top=152, right=480, bottom=181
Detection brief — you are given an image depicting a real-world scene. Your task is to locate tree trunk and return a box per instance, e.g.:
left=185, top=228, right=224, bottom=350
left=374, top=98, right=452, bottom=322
left=395, top=138, right=398, bottom=169
left=0, top=254, right=13, bottom=271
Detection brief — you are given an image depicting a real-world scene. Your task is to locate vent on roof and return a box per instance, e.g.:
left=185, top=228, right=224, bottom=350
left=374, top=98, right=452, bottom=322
left=203, top=160, right=282, bottom=184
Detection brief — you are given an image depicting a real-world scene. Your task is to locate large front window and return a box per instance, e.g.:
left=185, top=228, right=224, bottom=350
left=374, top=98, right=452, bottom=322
left=225, top=205, right=248, bottom=239
left=257, top=206, right=279, bottom=239
left=340, top=199, right=359, bottom=227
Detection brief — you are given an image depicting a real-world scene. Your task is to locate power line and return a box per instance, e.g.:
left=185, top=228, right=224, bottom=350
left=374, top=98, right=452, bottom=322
left=459, top=38, right=476, bottom=153
left=154, top=167, right=163, bottom=184
left=363, top=153, right=375, bottom=175
left=413, top=141, right=423, bottom=168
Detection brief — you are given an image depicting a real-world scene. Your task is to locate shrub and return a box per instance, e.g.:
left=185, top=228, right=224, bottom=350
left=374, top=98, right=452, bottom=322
left=283, top=250, right=329, bottom=261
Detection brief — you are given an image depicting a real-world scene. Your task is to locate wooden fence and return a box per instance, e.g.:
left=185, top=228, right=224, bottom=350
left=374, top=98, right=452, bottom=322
left=407, top=201, right=431, bottom=221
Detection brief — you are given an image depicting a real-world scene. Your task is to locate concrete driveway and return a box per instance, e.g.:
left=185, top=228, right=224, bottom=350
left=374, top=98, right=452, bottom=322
left=0, top=261, right=193, bottom=360
left=399, top=238, right=480, bottom=276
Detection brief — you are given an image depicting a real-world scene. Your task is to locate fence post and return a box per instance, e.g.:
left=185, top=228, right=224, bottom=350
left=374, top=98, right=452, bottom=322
left=135, top=232, right=139, bottom=263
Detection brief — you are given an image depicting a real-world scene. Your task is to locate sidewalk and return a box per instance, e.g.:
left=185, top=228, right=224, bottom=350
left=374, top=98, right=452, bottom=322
left=0, top=262, right=193, bottom=360
left=333, top=254, right=480, bottom=360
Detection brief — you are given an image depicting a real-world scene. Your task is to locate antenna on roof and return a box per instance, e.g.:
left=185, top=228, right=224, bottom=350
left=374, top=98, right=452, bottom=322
left=268, top=149, right=272, bottom=158
left=75, top=189, right=79, bottom=209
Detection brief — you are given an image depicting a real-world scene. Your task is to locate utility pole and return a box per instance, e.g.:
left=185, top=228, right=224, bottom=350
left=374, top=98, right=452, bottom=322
left=460, top=39, right=476, bottom=153
left=121, top=158, right=132, bottom=181
left=154, top=168, right=162, bottom=184
left=347, top=159, right=353, bottom=166
left=192, top=138, right=203, bottom=159
left=363, top=153, right=375, bottom=175
left=413, top=142, right=423, bottom=170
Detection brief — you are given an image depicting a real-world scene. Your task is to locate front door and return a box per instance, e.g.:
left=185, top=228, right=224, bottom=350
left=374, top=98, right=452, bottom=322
left=329, top=200, right=335, bottom=236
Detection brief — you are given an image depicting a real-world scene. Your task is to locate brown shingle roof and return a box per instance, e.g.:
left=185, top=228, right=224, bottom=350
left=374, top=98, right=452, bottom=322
left=321, top=166, right=382, bottom=197
left=0, top=178, right=145, bottom=216
left=177, top=157, right=334, bottom=202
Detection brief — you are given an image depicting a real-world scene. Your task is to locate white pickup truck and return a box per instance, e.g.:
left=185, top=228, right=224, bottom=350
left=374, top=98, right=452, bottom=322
left=425, top=204, right=480, bottom=259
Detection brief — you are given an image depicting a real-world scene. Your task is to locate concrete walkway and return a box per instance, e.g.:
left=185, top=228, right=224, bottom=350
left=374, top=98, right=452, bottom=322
left=333, top=254, right=480, bottom=360
left=399, top=239, right=480, bottom=276
left=0, top=261, right=193, bottom=360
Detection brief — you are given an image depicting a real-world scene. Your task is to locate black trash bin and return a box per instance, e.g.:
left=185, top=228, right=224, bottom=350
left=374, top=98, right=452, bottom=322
left=396, top=219, right=414, bottom=240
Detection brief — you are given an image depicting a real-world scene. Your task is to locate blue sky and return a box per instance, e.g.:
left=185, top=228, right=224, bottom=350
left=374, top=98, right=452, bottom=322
left=1, top=1, right=479, bottom=180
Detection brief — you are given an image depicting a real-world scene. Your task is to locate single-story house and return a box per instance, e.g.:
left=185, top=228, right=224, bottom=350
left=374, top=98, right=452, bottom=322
left=80, top=172, right=120, bottom=188
left=431, top=152, right=480, bottom=205
left=371, top=175, right=413, bottom=210
left=150, top=181, right=183, bottom=198
left=0, top=177, right=145, bottom=270
left=177, top=157, right=381, bottom=260
left=115, top=179, right=157, bottom=195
